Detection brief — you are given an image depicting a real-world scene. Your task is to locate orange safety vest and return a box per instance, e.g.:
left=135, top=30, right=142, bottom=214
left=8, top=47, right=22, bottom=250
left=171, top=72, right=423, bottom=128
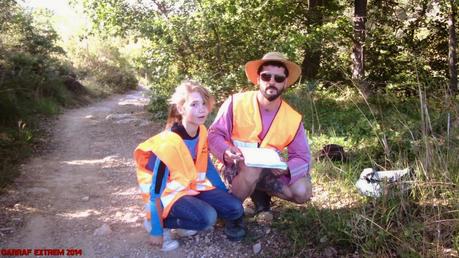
left=134, top=125, right=214, bottom=219
left=231, top=91, right=302, bottom=151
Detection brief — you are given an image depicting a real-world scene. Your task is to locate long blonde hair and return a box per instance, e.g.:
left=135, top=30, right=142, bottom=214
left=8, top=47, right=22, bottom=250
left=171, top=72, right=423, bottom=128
left=165, top=80, right=215, bottom=129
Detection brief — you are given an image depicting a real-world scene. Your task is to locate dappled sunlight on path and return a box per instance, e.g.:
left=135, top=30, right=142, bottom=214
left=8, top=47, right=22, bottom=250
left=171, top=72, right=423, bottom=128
left=0, top=88, right=183, bottom=257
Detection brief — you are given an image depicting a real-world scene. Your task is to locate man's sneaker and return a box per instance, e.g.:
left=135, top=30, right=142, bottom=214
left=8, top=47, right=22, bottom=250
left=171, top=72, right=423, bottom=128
left=161, top=229, right=179, bottom=252
left=173, top=229, right=198, bottom=237
left=224, top=217, right=246, bottom=241
left=250, top=189, right=271, bottom=213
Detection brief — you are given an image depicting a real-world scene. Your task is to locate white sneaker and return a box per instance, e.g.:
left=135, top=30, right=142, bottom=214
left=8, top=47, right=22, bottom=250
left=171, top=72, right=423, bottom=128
left=161, top=229, right=179, bottom=252
left=173, top=229, right=198, bottom=237
left=143, top=218, right=152, bottom=233
left=161, top=240, right=179, bottom=252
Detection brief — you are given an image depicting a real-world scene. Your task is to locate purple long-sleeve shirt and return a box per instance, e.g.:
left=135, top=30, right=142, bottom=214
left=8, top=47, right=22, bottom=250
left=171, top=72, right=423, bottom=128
left=208, top=95, right=312, bottom=184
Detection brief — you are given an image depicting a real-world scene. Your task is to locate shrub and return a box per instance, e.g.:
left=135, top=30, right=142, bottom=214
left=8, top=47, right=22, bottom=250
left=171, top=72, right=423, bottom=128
left=66, top=36, right=138, bottom=95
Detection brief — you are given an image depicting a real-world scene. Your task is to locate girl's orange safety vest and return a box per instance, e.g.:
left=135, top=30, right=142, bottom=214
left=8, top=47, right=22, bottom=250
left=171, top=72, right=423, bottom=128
left=134, top=125, right=214, bottom=219
left=231, top=91, right=302, bottom=151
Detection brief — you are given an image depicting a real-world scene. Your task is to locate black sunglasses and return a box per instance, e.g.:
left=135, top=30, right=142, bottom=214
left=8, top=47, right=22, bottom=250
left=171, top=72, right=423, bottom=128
left=260, top=72, right=286, bottom=83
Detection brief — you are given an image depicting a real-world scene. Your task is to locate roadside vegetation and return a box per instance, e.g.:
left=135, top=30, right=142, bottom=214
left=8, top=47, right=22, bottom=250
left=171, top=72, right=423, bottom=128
left=278, top=85, right=458, bottom=256
left=0, top=1, right=138, bottom=189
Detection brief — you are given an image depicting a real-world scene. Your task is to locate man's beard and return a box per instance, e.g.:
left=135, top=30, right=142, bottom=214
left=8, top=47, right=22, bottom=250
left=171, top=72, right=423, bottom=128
left=262, top=85, right=283, bottom=101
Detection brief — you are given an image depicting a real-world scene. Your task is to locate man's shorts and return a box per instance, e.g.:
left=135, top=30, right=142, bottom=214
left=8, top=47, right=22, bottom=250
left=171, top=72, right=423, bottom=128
left=222, top=162, right=310, bottom=189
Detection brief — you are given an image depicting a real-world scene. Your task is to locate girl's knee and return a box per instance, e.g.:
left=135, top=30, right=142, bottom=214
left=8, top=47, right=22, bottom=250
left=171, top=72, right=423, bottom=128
left=200, top=207, right=217, bottom=230
left=227, top=198, right=244, bottom=219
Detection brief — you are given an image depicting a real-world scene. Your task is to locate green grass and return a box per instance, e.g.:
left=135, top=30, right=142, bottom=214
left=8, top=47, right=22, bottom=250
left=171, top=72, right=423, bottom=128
left=276, top=85, right=459, bottom=256
left=35, top=98, right=61, bottom=115
left=0, top=123, right=35, bottom=190
left=0, top=84, right=75, bottom=189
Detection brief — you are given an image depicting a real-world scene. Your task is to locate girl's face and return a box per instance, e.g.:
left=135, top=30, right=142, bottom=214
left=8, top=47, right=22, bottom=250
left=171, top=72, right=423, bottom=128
left=179, top=91, right=209, bottom=126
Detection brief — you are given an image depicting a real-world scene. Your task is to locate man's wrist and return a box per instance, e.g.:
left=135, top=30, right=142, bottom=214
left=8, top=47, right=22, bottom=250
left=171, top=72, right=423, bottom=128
left=219, top=143, right=231, bottom=163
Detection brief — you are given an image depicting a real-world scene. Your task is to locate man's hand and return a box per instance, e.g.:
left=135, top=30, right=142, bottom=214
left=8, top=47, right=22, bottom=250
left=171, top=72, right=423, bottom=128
left=149, top=235, right=163, bottom=247
left=223, top=146, right=244, bottom=165
left=271, top=168, right=289, bottom=177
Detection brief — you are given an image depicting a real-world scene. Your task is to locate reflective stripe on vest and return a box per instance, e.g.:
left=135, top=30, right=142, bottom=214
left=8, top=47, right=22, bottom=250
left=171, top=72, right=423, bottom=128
left=193, top=171, right=211, bottom=190
left=232, top=91, right=302, bottom=151
left=134, top=124, right=214, bottom=219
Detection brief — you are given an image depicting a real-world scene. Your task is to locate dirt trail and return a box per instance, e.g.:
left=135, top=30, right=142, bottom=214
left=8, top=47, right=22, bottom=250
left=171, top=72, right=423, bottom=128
left=0, top=88, right=288, bottom=258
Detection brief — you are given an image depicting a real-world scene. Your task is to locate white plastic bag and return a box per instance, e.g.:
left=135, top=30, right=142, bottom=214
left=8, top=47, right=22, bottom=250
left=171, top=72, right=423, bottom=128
left=355, top=168, right=411, bottom=197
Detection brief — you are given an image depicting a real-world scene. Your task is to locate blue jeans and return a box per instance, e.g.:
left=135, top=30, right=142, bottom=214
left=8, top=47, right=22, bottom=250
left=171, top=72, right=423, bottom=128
left=164, top=188, right=243, bottom=231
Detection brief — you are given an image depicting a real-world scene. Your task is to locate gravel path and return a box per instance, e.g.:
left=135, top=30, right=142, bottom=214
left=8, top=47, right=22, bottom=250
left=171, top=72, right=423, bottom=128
left=0, top=88, right=290, bottom=257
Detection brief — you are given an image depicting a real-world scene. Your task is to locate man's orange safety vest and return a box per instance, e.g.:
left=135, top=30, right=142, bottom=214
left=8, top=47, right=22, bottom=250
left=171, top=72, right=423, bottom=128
left=231, top=91, right=302, bottom=151
left=134, top=125, right=214, bottom=219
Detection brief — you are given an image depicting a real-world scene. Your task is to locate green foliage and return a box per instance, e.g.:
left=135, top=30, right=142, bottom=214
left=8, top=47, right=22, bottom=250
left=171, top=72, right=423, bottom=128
left=65, top=36, right=138, bottom=96
left=80, top=0, right=350, bottom=105
left=0, top=121, right=34, bottom=189
left=280, top=83, right=459, bottom=255
left=0, top=2, right=70, bottom=188
left=147, top=89, right=169, bottom=120
left=363, top=1, right=453, bottom=95
left=79, top=0, right=457, bottom=99
left=35, top=98, right=61, bottom=115
left=0, top=2, right=71, bottom=126
left=0, top=3, right=139, bottom=189
left=274, top=206, right=354, bottom=254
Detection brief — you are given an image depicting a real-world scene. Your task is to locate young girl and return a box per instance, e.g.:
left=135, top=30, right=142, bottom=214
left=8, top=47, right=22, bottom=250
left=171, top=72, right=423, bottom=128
left=134, top=80, right=246, bottom=251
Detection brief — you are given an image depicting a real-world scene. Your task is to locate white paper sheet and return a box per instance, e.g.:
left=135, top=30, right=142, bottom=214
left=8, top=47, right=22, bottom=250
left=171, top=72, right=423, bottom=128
left=238, top=147, right=288, bottom=170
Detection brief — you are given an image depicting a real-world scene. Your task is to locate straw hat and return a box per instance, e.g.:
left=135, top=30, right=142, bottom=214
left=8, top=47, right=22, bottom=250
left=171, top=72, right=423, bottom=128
left=245, top=52, right=301, bottom=87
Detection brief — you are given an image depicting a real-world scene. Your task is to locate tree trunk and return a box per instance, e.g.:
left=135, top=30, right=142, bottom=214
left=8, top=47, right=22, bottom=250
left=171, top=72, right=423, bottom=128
left=352, top=0, right=369, bottom=97
left=448, top=0, right=458, bottom=95
left=301, top=0, right=323, bottom=81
